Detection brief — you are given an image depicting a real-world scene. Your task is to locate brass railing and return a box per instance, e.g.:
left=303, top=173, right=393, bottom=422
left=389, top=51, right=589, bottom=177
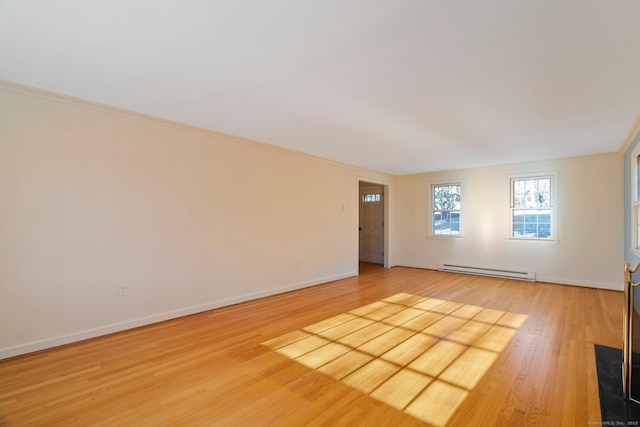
left=623, top=261, right=640, bottom=402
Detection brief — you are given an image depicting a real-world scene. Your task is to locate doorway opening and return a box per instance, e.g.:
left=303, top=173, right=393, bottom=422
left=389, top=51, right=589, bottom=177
left=358, top=180, right=387, bottom=271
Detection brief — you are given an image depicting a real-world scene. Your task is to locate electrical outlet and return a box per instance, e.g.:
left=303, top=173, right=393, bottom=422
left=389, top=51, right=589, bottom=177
left=119, top=284, right=128, bottom=297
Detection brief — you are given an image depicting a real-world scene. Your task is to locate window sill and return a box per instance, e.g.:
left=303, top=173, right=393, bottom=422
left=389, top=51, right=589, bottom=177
left=505, top=237, right=558, bottom=243
left=427, top=234, right=465, bottom=240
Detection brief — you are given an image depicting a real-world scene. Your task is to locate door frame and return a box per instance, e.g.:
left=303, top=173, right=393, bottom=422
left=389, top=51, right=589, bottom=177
left=357, top=177, right=390, bottom=270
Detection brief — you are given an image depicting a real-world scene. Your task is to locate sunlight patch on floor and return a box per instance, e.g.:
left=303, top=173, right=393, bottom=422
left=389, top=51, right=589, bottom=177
left=262, top=293, right=528, bottom=426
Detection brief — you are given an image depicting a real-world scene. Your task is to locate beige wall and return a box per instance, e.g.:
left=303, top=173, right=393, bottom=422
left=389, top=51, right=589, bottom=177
left=0, top=84, right=395, bottom=359
left=0, top=81, right=624, bottom=360
left=395, top=153, right=624, bottom=290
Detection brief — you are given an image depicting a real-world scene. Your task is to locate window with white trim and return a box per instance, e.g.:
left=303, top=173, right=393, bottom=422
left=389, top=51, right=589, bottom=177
left=431, top=183, right=461, bottom=235
left=510, top=174, right=556, bottom=239
left=631, top=144, right=640, bottom=254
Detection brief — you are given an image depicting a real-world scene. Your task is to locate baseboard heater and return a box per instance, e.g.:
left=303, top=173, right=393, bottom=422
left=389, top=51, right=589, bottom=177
left=438, top=263, right=536, bottom=282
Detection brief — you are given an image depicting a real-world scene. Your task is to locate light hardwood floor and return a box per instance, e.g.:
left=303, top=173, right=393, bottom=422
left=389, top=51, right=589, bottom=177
left=0, top=264, right=622, bottom=426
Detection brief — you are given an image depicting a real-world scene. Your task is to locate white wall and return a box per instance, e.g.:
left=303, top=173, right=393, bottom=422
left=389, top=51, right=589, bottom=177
left=0, top=83, right=395, bottom=359
left=395, top=153, right=624, bottom=290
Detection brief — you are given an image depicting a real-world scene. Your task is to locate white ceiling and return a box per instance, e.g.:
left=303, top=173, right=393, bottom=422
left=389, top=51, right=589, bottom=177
left=1, top=1, right=639, bottom=175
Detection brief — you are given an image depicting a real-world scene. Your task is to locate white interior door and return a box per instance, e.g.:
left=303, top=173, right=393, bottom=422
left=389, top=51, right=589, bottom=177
left=359, top=186, right=384, bottom=264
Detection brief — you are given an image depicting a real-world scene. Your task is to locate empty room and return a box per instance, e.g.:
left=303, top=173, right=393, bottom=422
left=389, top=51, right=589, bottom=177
left=1, top=1, right=640, bottom=426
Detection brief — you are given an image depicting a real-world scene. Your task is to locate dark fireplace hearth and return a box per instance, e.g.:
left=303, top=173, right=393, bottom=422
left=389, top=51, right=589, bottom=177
left=623, top=262, right=640, bottom=405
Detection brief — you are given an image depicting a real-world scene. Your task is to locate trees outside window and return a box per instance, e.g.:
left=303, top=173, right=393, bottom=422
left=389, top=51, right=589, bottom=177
left=432, top=183, right=461, bottom=235
left=510, top=176, right=553, bottom=239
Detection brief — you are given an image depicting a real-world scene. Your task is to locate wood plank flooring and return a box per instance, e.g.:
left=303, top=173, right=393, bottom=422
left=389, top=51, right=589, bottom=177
left=0, top=264, right=622, bottom=426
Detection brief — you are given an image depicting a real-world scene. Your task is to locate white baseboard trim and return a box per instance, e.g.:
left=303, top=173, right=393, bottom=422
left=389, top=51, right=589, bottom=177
left=535, top=275, right=622, bottom=291
left=0, top=271, right=356, bottom=360
left=395, top=262, right=439, bottom=271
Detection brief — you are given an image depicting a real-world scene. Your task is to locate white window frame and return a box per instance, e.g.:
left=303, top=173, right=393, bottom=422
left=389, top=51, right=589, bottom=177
left=631, top=144, right=640, bottom=256
left=428, top=180, right=464, bottom=238
left=508, top=171, right=558, bottom=241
